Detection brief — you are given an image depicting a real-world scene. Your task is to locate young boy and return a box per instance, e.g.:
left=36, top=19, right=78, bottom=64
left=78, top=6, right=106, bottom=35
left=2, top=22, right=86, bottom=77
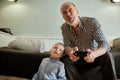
left=32, top=43, right=67, bottom=80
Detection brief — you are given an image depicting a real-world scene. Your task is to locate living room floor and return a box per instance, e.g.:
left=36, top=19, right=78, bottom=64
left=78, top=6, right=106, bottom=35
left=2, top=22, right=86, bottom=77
left=0, top=75, right=30, bottom=80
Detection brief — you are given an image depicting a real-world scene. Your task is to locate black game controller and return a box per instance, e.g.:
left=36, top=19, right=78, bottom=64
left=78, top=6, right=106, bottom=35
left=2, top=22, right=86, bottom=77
left=73, top=51, right=88, bottom=58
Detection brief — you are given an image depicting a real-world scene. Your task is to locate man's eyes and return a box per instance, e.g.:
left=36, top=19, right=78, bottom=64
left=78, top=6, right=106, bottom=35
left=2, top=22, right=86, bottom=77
left=59, top=49, right=63, bottom=51
left=63, top=9, right=73, bottom=14
left=69, top=8, right=72, bottom=12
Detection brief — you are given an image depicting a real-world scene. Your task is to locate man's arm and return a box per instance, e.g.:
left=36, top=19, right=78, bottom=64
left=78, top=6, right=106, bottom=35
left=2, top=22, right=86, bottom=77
left=84, top=47, right=106, bottom=63
left=84, top=18, right=109, bottom=63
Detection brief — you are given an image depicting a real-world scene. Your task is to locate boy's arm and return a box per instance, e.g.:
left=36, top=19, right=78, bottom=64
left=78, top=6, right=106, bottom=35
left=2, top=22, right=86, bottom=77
left=57, top=63, right=67, bottom=80
left=32, top=72, right=39, bottom=80
left=32, top=59, right=45, bottom=80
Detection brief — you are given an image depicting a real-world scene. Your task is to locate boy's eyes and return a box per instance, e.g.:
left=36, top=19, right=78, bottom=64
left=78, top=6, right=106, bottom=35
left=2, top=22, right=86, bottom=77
left=54, top=47, right=57, bottom=49
left=54, top=47, right=63, bottom=51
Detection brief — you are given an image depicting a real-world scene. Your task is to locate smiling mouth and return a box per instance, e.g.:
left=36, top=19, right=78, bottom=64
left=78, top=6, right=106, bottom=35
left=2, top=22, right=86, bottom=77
left=68, top=17, right=74, bottom=22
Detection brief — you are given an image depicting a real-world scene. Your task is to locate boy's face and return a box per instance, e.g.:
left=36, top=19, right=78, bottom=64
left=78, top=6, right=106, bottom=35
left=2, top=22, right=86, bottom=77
left=50, top=43, right=64, bottom=59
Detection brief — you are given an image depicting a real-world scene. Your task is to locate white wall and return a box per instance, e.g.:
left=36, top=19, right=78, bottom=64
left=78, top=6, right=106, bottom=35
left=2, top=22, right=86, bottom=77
left=0, top=0, right=120, bottom=38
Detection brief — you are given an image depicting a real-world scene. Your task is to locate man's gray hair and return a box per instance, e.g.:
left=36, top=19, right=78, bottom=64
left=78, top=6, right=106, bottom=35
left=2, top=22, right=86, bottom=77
left=60, top=2, right=76, bottom=11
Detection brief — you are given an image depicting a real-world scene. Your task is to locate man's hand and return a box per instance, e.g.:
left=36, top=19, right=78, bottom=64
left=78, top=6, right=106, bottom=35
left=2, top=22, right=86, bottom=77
left=66, top=47, right=80, bottom=62
left=84, top=49, right=96, bottom=63
left=69, top=52, right=80, bottom=62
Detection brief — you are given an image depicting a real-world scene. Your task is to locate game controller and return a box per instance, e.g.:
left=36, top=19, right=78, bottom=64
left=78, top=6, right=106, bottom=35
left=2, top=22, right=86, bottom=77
left=73, top=51, right=88, bottom=58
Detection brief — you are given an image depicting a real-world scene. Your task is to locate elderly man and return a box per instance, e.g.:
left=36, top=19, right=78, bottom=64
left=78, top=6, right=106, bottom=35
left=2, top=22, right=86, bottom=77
left=60, top=2, right=117, bottom=80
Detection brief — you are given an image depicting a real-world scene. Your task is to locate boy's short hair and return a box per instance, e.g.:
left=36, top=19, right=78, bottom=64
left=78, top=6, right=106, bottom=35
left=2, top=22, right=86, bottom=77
left=55, top=42, right=64, bottom=46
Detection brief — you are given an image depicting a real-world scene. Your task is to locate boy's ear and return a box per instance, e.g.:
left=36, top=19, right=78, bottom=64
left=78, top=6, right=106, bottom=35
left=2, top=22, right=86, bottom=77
left=49, top=49, right=52, bottom=53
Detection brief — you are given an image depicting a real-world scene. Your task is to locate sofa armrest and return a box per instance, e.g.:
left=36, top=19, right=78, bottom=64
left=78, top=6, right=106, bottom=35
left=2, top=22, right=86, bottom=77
left=110, top=47, right=120, bottom=79
left=0, top=48, right=49, bottom=79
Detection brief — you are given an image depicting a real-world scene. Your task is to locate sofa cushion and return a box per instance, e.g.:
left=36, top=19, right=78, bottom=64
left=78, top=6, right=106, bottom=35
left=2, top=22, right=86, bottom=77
left=113, top=38, right=120, bottom=48
left=8, top=39, right=45, bottom=52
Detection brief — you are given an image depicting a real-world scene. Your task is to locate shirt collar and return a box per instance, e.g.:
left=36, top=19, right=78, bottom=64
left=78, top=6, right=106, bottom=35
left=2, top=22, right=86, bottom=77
left=50, top=57, right=60, bottom=62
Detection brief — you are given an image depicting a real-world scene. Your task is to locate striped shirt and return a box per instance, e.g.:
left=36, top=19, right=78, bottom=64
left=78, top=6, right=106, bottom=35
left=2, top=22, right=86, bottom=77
left=61, top=17, right=110, bottom=51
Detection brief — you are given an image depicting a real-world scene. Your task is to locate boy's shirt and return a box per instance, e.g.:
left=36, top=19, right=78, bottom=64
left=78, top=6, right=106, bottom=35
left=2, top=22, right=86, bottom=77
left=32, top=57, right=66, bottom=80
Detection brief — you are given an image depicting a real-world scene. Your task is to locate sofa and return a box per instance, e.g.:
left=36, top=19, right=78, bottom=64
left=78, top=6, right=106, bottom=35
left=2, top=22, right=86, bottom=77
left=0, top=46, right=120, bottom=80
left=0, top=31, right=120, bottom=80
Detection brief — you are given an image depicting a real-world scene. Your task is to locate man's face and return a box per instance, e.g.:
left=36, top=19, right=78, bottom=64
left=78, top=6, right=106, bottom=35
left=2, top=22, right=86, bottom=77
left=61, top=3, right=79, bottom=25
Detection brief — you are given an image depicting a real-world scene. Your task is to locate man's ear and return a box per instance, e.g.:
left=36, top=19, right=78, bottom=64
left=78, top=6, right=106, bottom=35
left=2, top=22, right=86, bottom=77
left=77, top=9, right=79, bottom=14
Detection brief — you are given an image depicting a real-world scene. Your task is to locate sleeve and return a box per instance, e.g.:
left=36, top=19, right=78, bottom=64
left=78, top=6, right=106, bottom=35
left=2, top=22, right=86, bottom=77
left=32, top=58, right=46, bottom=80
left=32, top=71, right=40, bottom=80
left=57, top=63, right=67, bottom=80
left=91, top=18, right=110, bottom=51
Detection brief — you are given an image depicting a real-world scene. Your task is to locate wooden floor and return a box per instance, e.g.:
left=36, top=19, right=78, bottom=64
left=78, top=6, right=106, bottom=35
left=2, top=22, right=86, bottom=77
left=0, top=75, right=30, bottom=80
